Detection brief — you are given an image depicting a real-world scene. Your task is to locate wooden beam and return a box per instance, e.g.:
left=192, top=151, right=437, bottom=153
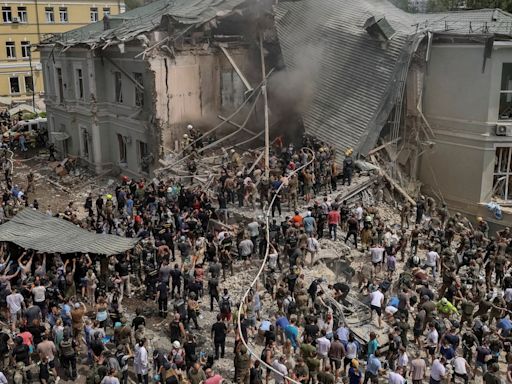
left=367, top=137, right=401, bottom=155
left=370, top=155, right=416, bottom=206
left=219, top=46, right=253, bottom=92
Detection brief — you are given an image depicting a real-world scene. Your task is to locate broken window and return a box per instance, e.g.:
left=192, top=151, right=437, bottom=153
left=56, top=67, right=64, bottom=103
left=221, top=70, right=244, bottom=109
left=114, top=71, right=123, bottom=103
left=76, top=68, right=84, bottom=99
left=134, top=72, right=144, bottom=107
left=117, top=134, right=127, bottom=164
left=24, top=76, right=33, bottom=94
left=493, top=146, right=512, bottom=200
left=9, top=77, right=19, bottom=94
left=138, top=141, right=149, bottom=173
left=499, top=63, right=512, bottom=120
left=80, top=128, right=89, bottom=158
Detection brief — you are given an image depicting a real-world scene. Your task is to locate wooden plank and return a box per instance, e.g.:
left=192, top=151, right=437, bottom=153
left=370, top=155, right=416, bottom=206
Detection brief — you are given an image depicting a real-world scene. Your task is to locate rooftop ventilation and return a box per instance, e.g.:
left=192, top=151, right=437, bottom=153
left=364, top=16, right=396, bottom=42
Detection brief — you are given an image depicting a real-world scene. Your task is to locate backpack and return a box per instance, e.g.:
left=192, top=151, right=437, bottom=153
left=60, top=339, right=74, bottom=357
left=220, top=297, right=231, bottom=314
left=287, top=298, right=297, bottom=315
left=116, top=351, right=126, bottom=369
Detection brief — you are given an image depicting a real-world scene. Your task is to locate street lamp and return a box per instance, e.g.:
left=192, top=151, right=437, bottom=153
left=27, top=45, right=36, bottom=113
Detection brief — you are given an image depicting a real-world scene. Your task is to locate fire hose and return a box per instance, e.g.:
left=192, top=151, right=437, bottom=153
left=236, top=147, right=315, bottom=384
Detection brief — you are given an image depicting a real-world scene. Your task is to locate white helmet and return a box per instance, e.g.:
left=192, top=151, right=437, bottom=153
left=187, top=124, right=193, bottom=130
left=183, top=134, right=188, bottom=139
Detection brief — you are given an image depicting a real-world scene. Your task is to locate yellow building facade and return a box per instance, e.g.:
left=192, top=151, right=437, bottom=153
left=0, top=0, right=125, bottom=104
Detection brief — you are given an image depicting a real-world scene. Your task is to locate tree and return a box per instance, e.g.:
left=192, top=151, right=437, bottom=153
left=427, top=0, right=463, bottom=11
left=124, top=0, right=144, bottom=10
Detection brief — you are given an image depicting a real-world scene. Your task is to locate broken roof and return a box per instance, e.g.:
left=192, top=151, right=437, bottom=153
left=0, top=209, right=138, bottom=254
left=46, top=0, right=247, bottom=48
left=274, top=0, right=512, bottom=158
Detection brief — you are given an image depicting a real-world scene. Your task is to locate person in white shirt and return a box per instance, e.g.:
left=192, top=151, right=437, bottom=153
left=316, top=330, right=331, bottom=370
left=272, top=356, right=288, bottom=384
left=388, top=367, right=406, bottom=384
left=134, top=338, right=149, bottom=384
left=306, top=235, right=320, bottom=266
left=369, top=245, right=385, bottom=274
left=452, top=354, right=472, bottom=384
left=426, top=323, right=439, bottom=364
left=425, top=248, right=440, bottom=278
left=430, top=357, right=446, bottom=384
left=369, top=287, right=385, bottom=328
left=6, top=287, right=25, bottom=330
left=397, top=346, right=409, bottom=376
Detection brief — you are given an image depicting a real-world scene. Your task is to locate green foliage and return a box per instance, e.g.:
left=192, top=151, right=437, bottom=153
left=125, top=0, right=144, bottom=10
left=39, top=112, right=46, bottom=118
left=427, top=0, right=512, bottom=11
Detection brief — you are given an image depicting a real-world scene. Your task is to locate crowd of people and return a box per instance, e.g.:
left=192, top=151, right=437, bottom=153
left=0, top=133, right=508, bottom=384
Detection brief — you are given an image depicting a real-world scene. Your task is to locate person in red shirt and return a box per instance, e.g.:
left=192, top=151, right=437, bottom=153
left=327, top=208, right=341, bottom=240
left=291, top=210, right=303, bottom=226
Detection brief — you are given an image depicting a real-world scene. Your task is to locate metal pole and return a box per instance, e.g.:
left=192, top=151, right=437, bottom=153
left=28, top=46, right=35, bottom=113
left=259, top=33, right=269, bottom=178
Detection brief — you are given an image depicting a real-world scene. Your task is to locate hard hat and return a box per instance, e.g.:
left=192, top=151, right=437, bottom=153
left=477, top=216, right=483, bottom=222
left=183, top=134, right=188, bottom=139
left=230, top=149, right=236, bottom=153
left=106, top=194, right=113, bottom=200
left=173, top=341, right=181, bottom=348
left=187, top=124, right=193, bottom=130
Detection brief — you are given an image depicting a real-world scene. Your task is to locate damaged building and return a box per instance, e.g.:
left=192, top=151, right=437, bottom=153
left=39, top=0, right=512, bottom=226
left=274, top=0, right=512, bottom=226
left=38, top=0, right=269, bottom=176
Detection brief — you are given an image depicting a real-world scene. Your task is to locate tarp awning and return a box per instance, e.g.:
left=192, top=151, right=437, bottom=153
left=0, top=209, right=138, bottom=254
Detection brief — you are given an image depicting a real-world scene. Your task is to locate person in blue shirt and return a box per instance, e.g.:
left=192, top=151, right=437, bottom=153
left=363, top=351, right=382, bottom=384
left=440, top=340, right=456, bottom=361
left=367, top=332, right=379, bottom=359
left=348, top=359, right=363, bottom=384
left=303, top=212, right=316, bottom=236
left=284, top=317, right=299, bottom=351
left=497, top=315, right=512, bottom=337
left=276, top=315, right=289, bottom=343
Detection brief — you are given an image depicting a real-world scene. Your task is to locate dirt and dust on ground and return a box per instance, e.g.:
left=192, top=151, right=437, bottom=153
left=9, top=149, right=120, bottom=215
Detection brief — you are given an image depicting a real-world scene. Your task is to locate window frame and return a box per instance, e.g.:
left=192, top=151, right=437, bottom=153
left=103, top=7, right=110, bottom=16
left=114, top=71, right=123, bottom=103
left=9, top=77, right=20, bottom=94
left=493, top=145, right=512, bottom=201
left=21, top=41, right=30, bottom=59
left=17, top=6, right=27, bottom=23
left=56, top=67, right=64, bottom=103
left=59, top=7, right=68, bottom=23
left=5, top=42, right=16, bottom=59
left=134, top=72, right=144, bottom=107
left=75, top=68, right=84, bottom=100
left=117, top=133, right=127, bottom=164
left=24, top=75, right=33, bottom=94
left=90, top=7, right=98, bottom=22
left=2, top=6, right=12, bottom=23
left=45, top=7, right=55, bottom=23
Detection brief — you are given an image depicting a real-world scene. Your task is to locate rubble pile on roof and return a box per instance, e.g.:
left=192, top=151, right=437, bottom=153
left=45, top=0, right=247, bottom=48
left=274, top=0, right=512, bottom=159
